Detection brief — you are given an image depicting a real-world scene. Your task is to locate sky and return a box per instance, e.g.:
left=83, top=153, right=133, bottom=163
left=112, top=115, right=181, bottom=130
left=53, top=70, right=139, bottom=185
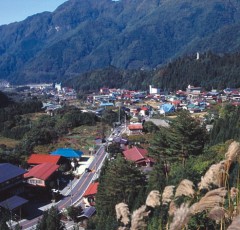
left=0, top=0, right=67, bottom=26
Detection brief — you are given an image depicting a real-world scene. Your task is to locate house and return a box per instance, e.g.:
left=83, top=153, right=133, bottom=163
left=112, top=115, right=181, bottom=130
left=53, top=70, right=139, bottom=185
left=27, top=154, right=62, bottom=166
left=159, top=104, right=175, bottom=115
left=127, top=123, right=143, bottom=135
left=51, top=148, right=83, bottom=159
left=0, top=163, right=26, bottom=199
left=149, top=85, right=160, bottom=94
left=83, top=182, right=99, bottom=207
left=123, top=147, right=154, bottom=167
left=24, top=163, right=59, bottom=187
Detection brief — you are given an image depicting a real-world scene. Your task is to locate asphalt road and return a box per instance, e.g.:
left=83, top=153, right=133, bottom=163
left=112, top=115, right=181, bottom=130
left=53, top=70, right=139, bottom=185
left=20, top=144, right=108, bottom=230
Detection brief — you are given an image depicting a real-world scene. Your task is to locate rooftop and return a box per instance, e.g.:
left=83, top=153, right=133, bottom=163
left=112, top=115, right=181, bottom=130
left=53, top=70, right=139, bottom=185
left=0, top=163, right=26, bottom=184
left=83, top=182, right=99, bottom=197
left=51, top=148, right=83, bottom=158
left=24, top=163, right=59, bottom=181
left=27, top=154, right=61, bottom=165
left=128, top=124, right=143, bottom=130
left=0, top=195, right=28, bottom=211
left=123, top=147, right=148, bottom=162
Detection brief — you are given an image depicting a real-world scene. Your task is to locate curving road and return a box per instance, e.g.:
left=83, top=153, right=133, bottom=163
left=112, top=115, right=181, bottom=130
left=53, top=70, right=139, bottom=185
left=20, top=144, right=108, bottom=230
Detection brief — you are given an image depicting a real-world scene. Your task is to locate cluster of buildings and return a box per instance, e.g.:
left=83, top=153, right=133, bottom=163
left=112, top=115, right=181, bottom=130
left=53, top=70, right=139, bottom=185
left=86, top=85, right=240, bottom=118
left=0, top=148, right=95, bottom=222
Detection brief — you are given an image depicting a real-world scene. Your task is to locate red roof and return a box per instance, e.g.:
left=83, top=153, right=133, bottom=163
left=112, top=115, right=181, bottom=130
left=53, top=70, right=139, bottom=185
left=123, top=147, right=148, bottom=162
left=83, top=182, right=99, bottom=197
left=24, top=163, right=59, bottom=181
left=27, top=154, right=61, bottom=165
left=128, top=124, right=143, bottom=130
left=172, top=100, right=181, bottom=105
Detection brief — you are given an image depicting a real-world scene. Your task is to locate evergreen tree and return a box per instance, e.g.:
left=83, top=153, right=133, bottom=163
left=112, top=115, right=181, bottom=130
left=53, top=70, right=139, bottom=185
left=167, top=110, right=207, bottom=165
left=148, top=110, right=207, bottom=187
left=95, top=156, right=147, bottom=230
left=210, top=105, right=240, bottom=145
left=36, top=207, right=64, bottom=230
left=147, top=161, right=166, bottom=193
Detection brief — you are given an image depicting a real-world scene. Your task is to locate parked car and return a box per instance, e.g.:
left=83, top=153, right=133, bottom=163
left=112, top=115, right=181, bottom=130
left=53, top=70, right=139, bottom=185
left=85, top=168, right=91, bottom=173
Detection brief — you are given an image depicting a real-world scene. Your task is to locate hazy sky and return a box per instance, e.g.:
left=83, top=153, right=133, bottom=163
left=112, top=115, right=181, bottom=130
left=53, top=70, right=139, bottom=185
left=0, top=0, right=67, bottom=25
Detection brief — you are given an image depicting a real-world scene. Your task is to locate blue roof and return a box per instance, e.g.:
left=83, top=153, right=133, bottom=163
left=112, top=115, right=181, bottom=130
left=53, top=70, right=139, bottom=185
left=0, top=163, right=26, bottom=184
left=160, top=104, right=175, bottom=113
left=100, top=102, right=114, bottom=107
left=51, top=148, right=83, bottom=158
left=0, top=195, right=28, bottom=211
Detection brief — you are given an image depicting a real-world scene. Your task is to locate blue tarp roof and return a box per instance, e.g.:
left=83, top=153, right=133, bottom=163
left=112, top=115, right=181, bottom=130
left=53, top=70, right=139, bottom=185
left=0, top=163, right=26, bottom=184
left=78, top=206, right=96, bottom=219
left=51, top=148, right=83, bottom=158
left=160, top=104, right=175, bottom=113
left=0, top=195, right=28, bottom=211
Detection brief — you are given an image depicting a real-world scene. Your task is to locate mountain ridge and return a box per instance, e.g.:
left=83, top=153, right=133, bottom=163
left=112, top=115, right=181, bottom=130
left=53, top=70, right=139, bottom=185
left=1, top=0, right=240, bottom=83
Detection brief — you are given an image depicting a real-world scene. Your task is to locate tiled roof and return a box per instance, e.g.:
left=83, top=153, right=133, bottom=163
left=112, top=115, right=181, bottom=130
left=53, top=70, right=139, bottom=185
left=27, top=154, right=61, bottom=165
left=83, top=182, right=99, bottom=197
left=128, top=124, right=143, bottom=130
left=24, top=163, right=59, bottom=181
left=123, top=147, right=148, bottom=162
left=0, top=163, right=26, bottom=184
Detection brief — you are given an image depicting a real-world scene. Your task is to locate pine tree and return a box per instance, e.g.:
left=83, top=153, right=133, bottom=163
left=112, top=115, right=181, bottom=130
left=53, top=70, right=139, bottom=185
left=36, top=207, right=64, bottom=230
left=95, top=156, right=147, bottom=229
left=147, top=161, right=166, bottom=193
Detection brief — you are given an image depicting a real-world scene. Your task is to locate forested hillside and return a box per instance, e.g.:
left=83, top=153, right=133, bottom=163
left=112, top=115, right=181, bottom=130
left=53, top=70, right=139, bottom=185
left=65, top=52, right=240, bottom=92
left=1, top=0, right=240, bottom=83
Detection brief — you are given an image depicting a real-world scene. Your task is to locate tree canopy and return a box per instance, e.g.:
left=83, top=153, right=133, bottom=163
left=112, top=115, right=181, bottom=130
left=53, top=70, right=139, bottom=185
left=95, top=156, right=147, bottom=230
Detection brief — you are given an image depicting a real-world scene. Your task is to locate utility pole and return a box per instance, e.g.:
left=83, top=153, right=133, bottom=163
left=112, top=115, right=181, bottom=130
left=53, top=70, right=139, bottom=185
left=70, top=180, right=73, bottom=206
left=115, top=101, right=122, bottom=124
left=118, top=105, right=121, bottom=123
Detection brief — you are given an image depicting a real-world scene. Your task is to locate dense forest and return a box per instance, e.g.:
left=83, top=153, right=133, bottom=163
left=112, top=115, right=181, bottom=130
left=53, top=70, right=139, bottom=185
left=2, top=0, right=240, bottom=83
left=65, top=52, right=240, bottom=92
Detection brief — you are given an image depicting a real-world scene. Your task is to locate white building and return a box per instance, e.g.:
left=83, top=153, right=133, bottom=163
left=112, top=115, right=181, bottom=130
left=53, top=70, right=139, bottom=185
left=55, top=83, right=62, bottom=92
left=149, top=85, right=160, bottom=94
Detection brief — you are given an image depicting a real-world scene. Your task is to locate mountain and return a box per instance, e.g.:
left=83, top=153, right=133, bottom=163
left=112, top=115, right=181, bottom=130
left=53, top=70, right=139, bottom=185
left=1, top=0, right=240, bottom=83
left=65, top=52, right=240, bottom=92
